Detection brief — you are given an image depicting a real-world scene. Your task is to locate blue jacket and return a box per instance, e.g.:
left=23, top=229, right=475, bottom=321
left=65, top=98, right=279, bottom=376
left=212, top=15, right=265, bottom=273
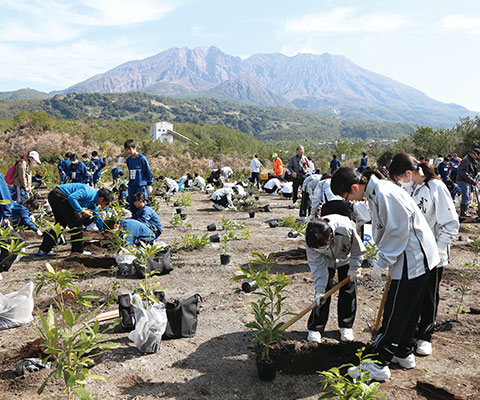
left=69, top=162, right=89, bottom=184
left=330, top=158, right=341, bottom=174
left=438, top=161, right=450, bottom=182
left=58, top=183, right=99, bottom=213
left=0, top=173, right=13, bottom=220
left=91, top=157, right=105, bottom=179
left=111, top=167, right=123, bottom=180
left=11, top=203, right=37, bottom=232
left=357, top=156, right=368, bottom=173
left=58, top=158, right=71, bottom=180
left=126, top=154, right=153, bottom=188
left=132, top=206, right=162, bottom=239
left=120, top=219, right=155, bottom=246
left=119, top=189, right=128, bottom=205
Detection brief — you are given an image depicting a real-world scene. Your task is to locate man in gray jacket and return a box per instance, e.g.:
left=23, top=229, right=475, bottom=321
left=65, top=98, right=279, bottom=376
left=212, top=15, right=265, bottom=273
left=287, top=145, right=309, bottom=204
left=457, top=148, right=480, bottom=217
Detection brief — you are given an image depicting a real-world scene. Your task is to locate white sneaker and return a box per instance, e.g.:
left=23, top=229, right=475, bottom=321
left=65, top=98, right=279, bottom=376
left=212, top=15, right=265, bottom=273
left=391, top=353, right=416, bottom=369
left=80, top=250, right=92, bottom=256
left=348, top=362, right=391, bottom=381
left=307, top=330, right=322, bottom=343
left=416, top=340, right=432, bottom=356
left=339, top=328, right=354, bottom=342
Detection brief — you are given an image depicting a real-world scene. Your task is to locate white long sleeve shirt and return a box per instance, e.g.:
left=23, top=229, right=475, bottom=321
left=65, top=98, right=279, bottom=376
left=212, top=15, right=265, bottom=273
left=191, top=176, right=206, bottom=190
left=306, top=214, right=365, bottom=294
left=310, top=179, right=342, bottom=215
left=165, top=178, right=178, bottom=193
left=264, top=178, right=282, bottom=191
left=408, top=179, right=459, bottom=267
left=365, top=175, right=440, bottom=280
left=250, top=158, right=261, bottom=173
left=211, top=188, right=234, bottom=208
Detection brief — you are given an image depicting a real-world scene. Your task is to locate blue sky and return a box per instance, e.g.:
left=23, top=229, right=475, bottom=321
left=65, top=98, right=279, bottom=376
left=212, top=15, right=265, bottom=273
left=1, top=0, right=479, bottom=111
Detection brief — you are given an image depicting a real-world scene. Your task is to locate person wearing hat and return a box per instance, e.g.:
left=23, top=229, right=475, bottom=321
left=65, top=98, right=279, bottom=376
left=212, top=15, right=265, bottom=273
left=13, top=151, right=41, bottom=202
left=287, top=145, right=309, bottom=204
left=457, top=148, right=480, bottom=217
left=272, top=153, right=284, bottom=178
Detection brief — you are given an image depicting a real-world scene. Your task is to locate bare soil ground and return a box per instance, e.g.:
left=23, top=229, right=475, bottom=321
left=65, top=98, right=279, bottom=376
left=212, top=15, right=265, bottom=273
left=0, top=190, right=479, bottom=399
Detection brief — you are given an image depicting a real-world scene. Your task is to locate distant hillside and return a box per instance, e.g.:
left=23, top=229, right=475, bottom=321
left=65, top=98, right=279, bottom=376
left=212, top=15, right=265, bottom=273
left=0, top=92, right=415, bottom=142
left=53, top=46, right=475, bottom=127
left=0, top=88, right=50, bottom=100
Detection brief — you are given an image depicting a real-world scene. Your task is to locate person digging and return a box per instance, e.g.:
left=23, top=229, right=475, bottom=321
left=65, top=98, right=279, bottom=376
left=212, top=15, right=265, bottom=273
left=37, top=183, right=113, bottom=256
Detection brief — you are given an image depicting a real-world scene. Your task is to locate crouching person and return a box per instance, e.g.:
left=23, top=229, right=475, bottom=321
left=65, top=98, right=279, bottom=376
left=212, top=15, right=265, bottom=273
left=11, top=198, right=42, bottom=235
left=37, top=184, right=113, bottom=256
left=132, top=192, right=162, bottom=240
left=211, top=186, right=236, bottom=210
left=104, top=218, right=155, bottom=246
left=305, top=216, right=364, bottom=344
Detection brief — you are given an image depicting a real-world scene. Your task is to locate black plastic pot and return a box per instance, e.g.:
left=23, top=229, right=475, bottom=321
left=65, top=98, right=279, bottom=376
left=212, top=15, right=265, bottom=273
left=220, top=254, right=231, bottom=265
left=249, top=211, right=255, bottom=218
left=288, top=230, right=299, bottom=238
left=255, top=195, right=260, bottom=201
left=269, top=220, right=278, bottom=228
left=176, top=208, right=182, bottom=214
left=209, top=234, right=220, bottom=243
left=263, top=205, right=271, bottom=212
left=207, top=223, right=217, bottom=231
left=173, top=201, right=180, bottom=207
left=242, top=279, right=258, bottom=293
left=256, top=359, right=276, bottom=381
left=180, top=213, right=187, bottom=220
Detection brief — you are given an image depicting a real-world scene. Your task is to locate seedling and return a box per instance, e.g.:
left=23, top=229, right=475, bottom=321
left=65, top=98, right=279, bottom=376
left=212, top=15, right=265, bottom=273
left=221, top=216, right=246, bottom=231
left=170, top=213, right=192, bottom=228
left=173, top=232, right=210, bottom=251
left=176, top=192, right=193, bottom=207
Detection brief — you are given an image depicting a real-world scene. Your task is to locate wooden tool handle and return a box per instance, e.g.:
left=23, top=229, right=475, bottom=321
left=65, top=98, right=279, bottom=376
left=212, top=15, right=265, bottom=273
left=281, top=277, right=351, bottom=331
left=372, top=276, right=391, bottom=339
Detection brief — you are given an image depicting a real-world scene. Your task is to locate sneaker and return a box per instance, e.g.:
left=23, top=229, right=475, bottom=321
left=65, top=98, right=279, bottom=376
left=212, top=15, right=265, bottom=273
left=340, top=328, right=355, bottom=342
left=391, top=353, right=416, bottom=369
left=307, top=330, right=322, bottom=343
left=348, top=362, right=391, bottom=381
left=416, top=340, right=432, bottom=356
left=36, top=250, right=55, bottom=256
left=80, top=250, right=92, bottom=256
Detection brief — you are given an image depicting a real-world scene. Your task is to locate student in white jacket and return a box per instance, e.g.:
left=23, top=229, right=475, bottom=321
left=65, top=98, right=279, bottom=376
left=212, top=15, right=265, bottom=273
left=331, top=168, right=440, bottom=382
left=305, top=215, right=365, bottom=344
left=389, top=153, right=459, bottom=357
left=191, top=173, right=206, bottom=191
left=211, top=186, right=236, bottom=210
left=310, top=176, right=343, bottom=217
left=299, top=171, right=322, bottom=219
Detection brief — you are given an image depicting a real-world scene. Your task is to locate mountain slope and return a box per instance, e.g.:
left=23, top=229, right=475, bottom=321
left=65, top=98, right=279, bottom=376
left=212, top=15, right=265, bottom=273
left=54, top=46, right=475, bottom=127
left=0, top=88, right=50, bottom=100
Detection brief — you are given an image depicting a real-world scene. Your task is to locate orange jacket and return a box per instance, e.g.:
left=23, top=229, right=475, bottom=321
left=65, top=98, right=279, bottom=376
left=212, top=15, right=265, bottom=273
left=273, top=157, right=284, bottom=177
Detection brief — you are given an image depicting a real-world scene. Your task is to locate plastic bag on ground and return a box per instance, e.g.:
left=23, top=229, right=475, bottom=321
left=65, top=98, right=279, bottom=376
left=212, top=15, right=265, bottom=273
left=0, top=282, right=34, bottom=330
left=128, top=294, right=167, bottom=353
left=115, top=250, right=137, bottom=277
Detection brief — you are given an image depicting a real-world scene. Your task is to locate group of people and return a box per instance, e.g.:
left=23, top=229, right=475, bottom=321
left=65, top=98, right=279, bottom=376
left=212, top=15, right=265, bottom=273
left=303, top=152, right=459, bottom=382
left=58, top=151, right=106, bottom=188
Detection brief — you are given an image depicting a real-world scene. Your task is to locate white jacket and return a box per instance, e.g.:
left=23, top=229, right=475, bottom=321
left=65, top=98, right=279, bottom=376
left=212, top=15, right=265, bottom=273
left=211, top=187, right=234, bottom=208
left=191, top=176, right=206, bottom=190
left=365, top=175, right=440, bottom=280
left=220, top=167, right=233, bottom=179
left=302, top=174, right=322, bottom=196
left=306, top=214, right=365, bottom=295
left=250, top=158, right=261, bottom=173
left=409, top=179, right=459, bottom=267
left=264, top=178, right=282, bottom=191
left=311, top=179, right=342, bottom=215
left=165, top=178, right=178, bottom=193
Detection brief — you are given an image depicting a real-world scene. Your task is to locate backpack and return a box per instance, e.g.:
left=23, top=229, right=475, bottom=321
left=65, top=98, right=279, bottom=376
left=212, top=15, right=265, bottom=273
left=5, top=164, right=16, bottom=185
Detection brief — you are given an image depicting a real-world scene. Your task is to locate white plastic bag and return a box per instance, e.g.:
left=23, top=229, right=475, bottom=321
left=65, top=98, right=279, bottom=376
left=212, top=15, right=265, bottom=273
left=128, top=294, right=167, bottom=353
left=115, top=250, right=137, bottom=276
left=0, top=282, right=34, bottom=330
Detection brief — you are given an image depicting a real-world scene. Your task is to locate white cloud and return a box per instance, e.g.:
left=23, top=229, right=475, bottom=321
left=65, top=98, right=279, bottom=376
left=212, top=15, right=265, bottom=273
left=442, top=15, right=480, bottom=35
left=0, top=40, right=147, bottom=89
left=282, top=7, right=408, bottom=35
left=0, top=0, right=182, bottom=43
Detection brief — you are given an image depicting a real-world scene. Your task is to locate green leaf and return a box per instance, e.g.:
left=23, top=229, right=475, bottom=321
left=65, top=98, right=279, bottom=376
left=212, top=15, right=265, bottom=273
left=64, top=369, right=76, bottom=387
left=73, top=387, right=94, bottom=400
left=63, top=309, right=75, bottom=329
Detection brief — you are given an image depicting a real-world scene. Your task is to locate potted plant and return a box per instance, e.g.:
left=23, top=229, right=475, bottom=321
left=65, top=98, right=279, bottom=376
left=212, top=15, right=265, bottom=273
left=231, top=252, right=291, bottom=381
left=248, top=197, right=258, bottom=218
left=220, top=236, right=232, bottom=265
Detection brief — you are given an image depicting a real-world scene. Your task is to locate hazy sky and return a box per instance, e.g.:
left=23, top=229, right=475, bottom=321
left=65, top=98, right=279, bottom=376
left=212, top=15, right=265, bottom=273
left=1, top=0, right=479, bottom=111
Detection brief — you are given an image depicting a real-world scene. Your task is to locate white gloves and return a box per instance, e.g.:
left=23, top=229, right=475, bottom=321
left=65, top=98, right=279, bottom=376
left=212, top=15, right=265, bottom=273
left=370, top=264, right=384, bottom=280
left=438, top=248, right=448, bottom=263
left=314, top=292, right=326, bottom=307
left=36, top=230, right=43, bottom=236
left=147, top=186, right=153, bottom=195
left=348, top=268, right=361, bottom=281
left=30, top=215, right=36, bottom=222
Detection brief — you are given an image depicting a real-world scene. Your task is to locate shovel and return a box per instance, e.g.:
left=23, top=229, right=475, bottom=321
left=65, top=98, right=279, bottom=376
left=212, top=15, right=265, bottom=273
left=281, top=277, right=351, bottom=331
left=370, top=275, right=391, bottom=340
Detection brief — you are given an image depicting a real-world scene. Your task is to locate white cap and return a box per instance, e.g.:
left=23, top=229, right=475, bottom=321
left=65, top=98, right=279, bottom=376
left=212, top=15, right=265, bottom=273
left=28, top=151, right=41, bottom=164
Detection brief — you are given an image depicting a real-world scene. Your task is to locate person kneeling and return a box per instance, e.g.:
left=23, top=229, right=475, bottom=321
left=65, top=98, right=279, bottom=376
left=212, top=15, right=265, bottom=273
left=104, top=218, right=155, bottom=247
left=305, top=216, right=364, bottom=344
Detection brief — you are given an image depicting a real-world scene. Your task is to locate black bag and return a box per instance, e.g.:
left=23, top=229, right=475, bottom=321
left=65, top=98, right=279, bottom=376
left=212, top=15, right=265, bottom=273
left=0, top=231, right=24, bottom=272
left=135, top=247, right=173, bottom=279
left=118, top=294, right=135, bottom=331
left=163, top=294, right=202, bottom=339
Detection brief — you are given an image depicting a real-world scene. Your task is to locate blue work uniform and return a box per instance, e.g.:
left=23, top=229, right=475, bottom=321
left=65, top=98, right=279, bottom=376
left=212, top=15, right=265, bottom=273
left=0, top=173, right=13, bottom=222
left=438, top=161, right=450, bottom=183
left=111, top=167, right=124, bottom=181
left=126, top=154, right=153, bottom=211
left=58, top=158, right=71, bottom=183
left=357, top=156, right=368, bottom=173
left=132, top=206, right=162, bottom=239
left=11, top=203, right=38, bottom=232
left=58, top=183, right=100, bottom=213
left=91, top=157, right=105, bottom=186
left=330, top=158, right=341, bottom=174
left=69, top=162, right=89, bottom=184
left=120, top=219, right=155, bottom=246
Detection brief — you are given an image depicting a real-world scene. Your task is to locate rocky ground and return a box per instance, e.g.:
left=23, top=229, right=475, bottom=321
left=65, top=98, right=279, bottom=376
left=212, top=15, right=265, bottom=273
left=0, top=190, right=479, bottom=399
